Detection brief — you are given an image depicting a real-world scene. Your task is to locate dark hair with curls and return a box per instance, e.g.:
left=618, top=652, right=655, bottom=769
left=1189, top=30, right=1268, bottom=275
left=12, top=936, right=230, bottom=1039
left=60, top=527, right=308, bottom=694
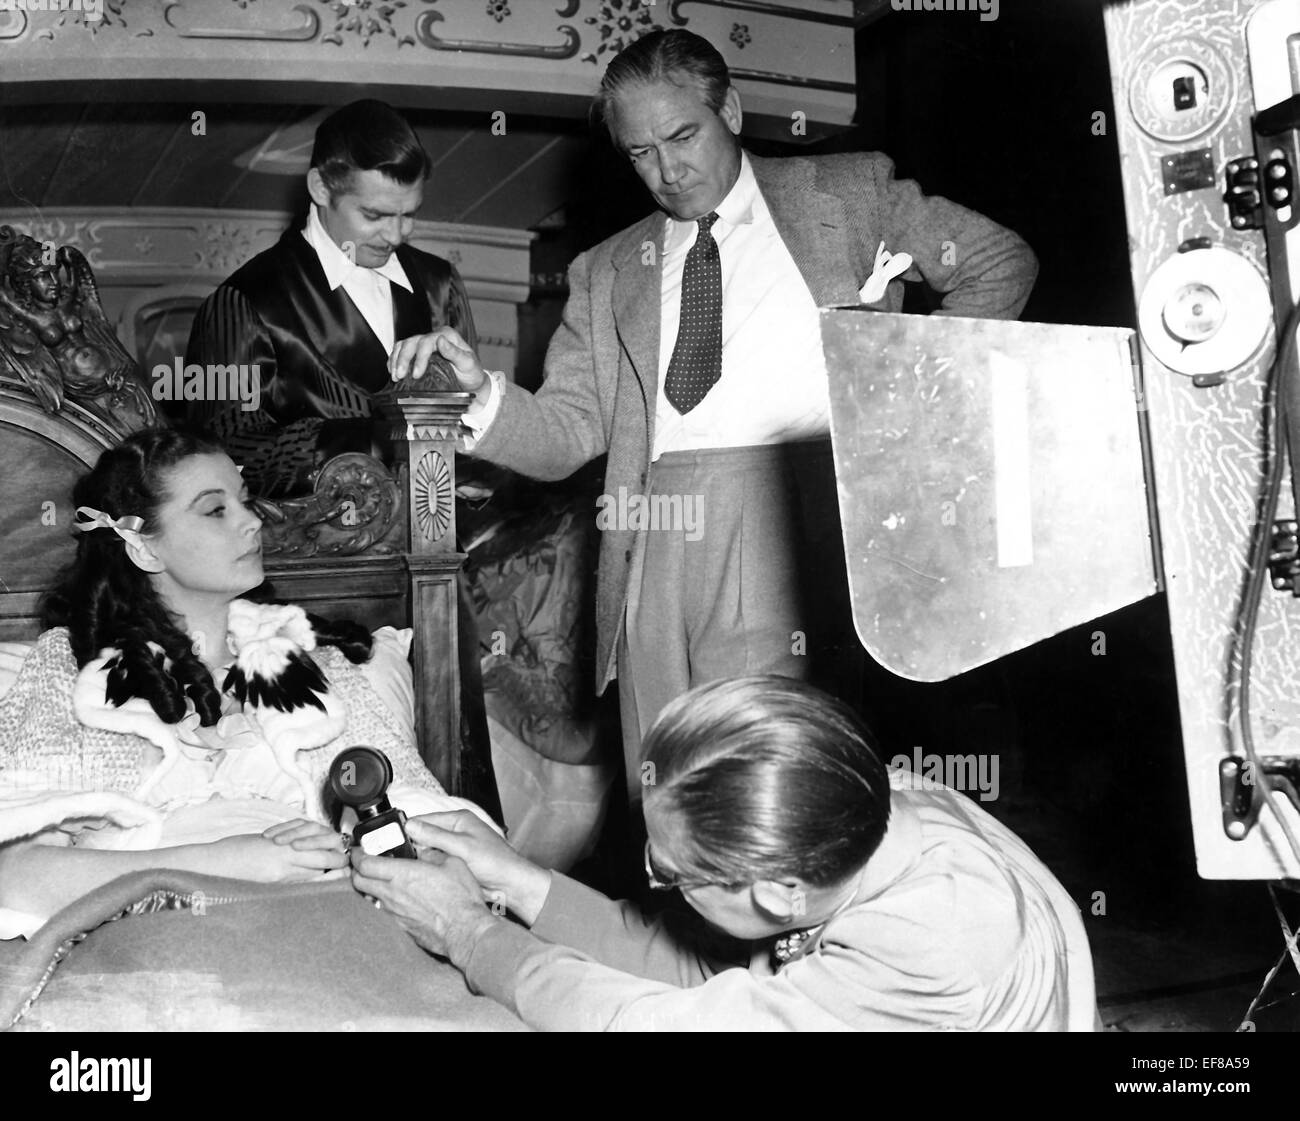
left=643, top=676, right=892, bottom=888
left=593, top=29, right=732, bottom=135
left=40, top=426, right=372, bottom=727
left=310, top=99, right=431, bottom=200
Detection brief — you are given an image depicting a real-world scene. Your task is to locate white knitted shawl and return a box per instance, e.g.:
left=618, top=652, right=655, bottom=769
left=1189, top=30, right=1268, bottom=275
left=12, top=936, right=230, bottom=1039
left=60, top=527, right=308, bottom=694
left=0, top=621, right=441, bottom=843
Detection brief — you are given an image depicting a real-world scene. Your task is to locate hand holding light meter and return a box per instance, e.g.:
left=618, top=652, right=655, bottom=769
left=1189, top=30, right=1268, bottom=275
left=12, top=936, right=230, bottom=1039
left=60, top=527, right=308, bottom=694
left=328, top=746, right=416, bottom=859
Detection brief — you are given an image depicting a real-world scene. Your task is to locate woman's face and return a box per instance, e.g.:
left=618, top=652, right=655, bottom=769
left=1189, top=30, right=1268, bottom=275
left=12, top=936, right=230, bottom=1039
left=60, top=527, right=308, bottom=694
left=140, top=453, right=263, bottom=602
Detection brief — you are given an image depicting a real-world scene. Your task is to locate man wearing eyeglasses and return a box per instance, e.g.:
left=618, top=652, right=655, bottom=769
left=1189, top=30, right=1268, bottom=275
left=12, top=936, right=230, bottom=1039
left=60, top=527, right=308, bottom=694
left=351, top=677, right=1095, bottom=1032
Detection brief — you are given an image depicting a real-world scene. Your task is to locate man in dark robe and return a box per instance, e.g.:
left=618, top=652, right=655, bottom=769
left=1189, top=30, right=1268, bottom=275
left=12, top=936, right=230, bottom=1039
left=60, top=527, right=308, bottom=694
left=185, top=99, right=499, bottom=819
left=185, top=99, right=476, bottom=498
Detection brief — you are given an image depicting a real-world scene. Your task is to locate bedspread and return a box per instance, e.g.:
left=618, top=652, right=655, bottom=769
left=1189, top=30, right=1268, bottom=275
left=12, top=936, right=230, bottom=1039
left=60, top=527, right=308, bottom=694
left=0, top=869, right=528, bottom=1032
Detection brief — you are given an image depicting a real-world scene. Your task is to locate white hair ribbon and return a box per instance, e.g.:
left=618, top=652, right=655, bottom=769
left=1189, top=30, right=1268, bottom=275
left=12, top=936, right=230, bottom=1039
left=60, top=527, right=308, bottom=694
left=74, top=505, right=145, bottom=545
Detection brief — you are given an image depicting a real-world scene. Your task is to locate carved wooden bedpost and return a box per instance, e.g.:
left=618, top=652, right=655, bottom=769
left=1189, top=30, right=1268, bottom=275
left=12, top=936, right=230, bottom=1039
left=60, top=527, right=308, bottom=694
left=374, top=386, right=473, bottom=793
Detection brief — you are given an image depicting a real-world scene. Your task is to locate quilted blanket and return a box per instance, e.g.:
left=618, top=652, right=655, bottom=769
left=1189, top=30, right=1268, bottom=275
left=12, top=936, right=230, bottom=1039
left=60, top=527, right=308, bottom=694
left=0, top=869, right=528, bottom=1032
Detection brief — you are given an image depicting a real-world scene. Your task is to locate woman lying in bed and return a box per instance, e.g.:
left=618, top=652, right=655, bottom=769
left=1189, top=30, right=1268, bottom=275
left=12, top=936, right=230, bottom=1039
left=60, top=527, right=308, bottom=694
left=0, top=427, right=458, bottom=938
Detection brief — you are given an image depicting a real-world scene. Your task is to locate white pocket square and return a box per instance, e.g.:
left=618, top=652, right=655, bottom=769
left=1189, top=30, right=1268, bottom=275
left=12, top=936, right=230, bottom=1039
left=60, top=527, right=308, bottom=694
left=859, top=240, right=913, bottom=304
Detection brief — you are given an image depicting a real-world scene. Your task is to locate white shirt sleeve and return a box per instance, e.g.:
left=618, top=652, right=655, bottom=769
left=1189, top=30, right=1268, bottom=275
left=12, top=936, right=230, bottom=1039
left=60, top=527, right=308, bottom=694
left=459, top=370, right=506, bottom=452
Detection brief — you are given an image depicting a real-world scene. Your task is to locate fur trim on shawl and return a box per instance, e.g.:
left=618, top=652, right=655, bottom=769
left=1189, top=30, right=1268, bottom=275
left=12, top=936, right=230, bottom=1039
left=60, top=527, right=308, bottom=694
left=71, top=602, right=347, bottom=814
left=0, top=621, right=441, bottom=829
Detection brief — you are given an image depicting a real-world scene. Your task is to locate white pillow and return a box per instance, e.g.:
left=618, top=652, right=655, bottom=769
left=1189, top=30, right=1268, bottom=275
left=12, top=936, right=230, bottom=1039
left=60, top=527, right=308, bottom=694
left=0, top=642, right=34, bottom=702
left=358, top=626, right=415, bottom=744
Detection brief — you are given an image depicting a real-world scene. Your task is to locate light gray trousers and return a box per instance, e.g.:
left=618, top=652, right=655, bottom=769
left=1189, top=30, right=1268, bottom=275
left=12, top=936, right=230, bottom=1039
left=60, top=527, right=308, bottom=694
left=618, top=439, right=850, bottom=805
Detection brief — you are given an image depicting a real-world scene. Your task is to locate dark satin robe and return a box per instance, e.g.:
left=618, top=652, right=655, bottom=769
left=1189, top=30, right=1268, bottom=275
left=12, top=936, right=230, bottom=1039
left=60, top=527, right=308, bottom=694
left=185, top=228, right=477, bottom=494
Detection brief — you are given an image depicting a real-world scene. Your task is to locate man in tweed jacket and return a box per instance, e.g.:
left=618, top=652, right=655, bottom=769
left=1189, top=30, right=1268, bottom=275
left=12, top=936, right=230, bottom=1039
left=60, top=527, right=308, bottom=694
left=391, top=30, right=1037, bottom=806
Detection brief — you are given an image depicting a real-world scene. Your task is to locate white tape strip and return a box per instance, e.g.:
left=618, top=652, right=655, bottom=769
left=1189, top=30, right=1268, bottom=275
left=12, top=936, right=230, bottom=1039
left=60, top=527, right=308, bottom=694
left=990, top=351, right=1033, bottom=568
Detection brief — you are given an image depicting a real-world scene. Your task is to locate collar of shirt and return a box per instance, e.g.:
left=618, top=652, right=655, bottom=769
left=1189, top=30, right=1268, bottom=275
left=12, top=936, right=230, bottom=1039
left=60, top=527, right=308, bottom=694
left=661, top=151, right=759, bottom=255
left=303, top=204, right=413, bottom=294
left=851, top=792, right=925, bottom=905
left=762, top=795, right=923, bottom=971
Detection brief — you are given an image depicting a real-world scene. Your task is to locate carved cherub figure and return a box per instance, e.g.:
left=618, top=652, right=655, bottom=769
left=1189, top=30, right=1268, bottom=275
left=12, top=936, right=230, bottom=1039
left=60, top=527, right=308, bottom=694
left=0, top=226, right=152, bottom=425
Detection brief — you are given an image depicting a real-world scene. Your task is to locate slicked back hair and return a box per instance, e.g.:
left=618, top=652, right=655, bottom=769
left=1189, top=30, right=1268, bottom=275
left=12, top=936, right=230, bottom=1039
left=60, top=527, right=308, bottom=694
left=643, top=676, right=892, bottom=888
left=593, top=28, right=731, bottom=136
left=311, top=99, right=431, bottom=199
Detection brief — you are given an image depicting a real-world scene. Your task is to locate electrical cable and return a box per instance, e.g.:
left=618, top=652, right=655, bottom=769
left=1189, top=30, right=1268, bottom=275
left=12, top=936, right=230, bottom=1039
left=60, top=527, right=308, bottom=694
left=1232, top=292, right=1300, bottom=863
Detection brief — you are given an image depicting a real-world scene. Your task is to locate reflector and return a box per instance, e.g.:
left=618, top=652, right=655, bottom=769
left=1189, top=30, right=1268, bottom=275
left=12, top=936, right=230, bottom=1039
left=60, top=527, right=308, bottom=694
left=820, top=308, right=1158, bottom=681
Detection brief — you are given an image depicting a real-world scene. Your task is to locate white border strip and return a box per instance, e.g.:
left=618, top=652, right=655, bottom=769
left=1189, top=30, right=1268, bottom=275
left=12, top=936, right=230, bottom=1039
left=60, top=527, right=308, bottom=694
left=990, top=350, right=1034, bottom=569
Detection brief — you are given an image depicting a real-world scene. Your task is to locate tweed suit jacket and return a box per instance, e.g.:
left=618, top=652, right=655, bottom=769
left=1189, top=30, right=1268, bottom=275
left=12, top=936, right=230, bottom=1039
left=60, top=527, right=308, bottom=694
left=473, top=152, right=1038, bottom=693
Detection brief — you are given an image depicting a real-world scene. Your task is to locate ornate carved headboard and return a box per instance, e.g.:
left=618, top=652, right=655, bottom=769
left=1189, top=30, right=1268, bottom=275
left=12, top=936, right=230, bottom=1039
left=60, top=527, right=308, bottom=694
left=0, top=224, right=472, bottom=795
left=0, top=381, right=128, bottom=636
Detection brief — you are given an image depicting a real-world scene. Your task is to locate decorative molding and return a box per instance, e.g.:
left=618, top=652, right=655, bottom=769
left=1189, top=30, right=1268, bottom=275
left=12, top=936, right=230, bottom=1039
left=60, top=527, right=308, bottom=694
left=0, top=373, right=140, bottom=461
left=0, top=208, right=536, bottom=303
left=416, top=9, right=580, bottom=58
left=729, top=67, right=856, bottom=95
left=579, top=0, right=662, bottom=65
left=0, top=0, right=855, bottom=133
left=0, top=209, right=529, bottom=380
left=375, top=389, right=475, bottom=445
left=47, top=0, right=131, bottom=37
left=670, top=1, right=856, bottom=27
left=317, top=0, right=415, bottom=49
left=414, top=450, right=454, bottom=543
left=163, top=1, right=321, bottom=42
left=194, top=218, right=281, bottom=278
left=408, top=420, right=469, bottom=442
left=258, top=452, right=404, bottom=558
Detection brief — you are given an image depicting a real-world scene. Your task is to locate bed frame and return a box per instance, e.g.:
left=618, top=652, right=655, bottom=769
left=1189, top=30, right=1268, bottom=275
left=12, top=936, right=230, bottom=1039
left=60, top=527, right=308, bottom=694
left=0, top=339, right=474, bottom=796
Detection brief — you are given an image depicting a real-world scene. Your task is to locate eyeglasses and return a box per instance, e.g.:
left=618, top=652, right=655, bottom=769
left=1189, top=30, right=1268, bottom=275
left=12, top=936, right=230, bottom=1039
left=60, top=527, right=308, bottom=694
left=644, top=839, right=723, bottom=892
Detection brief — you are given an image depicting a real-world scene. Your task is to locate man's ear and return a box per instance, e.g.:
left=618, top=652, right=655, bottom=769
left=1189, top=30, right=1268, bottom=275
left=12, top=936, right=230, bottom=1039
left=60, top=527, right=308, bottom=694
left=719, top=85, right=743, bottom=137
left=306, top=168, right=333, bottom=210
left=123, top=534, right=165, bottom=575
left=751, top=879, right=803, bottom=923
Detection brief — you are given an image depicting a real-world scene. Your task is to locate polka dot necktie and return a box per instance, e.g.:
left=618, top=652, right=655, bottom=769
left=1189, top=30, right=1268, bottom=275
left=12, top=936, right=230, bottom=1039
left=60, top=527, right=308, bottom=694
left=664, top=213, right=722, bottom=415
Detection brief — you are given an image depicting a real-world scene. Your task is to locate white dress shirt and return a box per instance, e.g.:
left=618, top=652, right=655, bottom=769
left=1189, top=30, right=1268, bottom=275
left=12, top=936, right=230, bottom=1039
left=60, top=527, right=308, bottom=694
left=652, top=153, right=829, bottom=459
left=462, top=155, right=831, bottom=455
left=302, top=205, right=413, bottom=356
